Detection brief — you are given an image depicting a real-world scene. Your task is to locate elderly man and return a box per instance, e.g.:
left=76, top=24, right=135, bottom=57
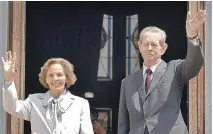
left=118, top=10, right=206, bottom=134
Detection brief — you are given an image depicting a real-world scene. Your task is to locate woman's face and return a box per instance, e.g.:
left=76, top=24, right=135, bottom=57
left=45, top=63, right=67, bottom=93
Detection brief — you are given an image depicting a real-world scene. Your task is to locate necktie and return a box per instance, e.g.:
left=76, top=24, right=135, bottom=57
left=46, top=93, right=66, bottom=134
left=46, top=99, right=62, bottom=134
left=145, top=69, right=153, bottom=93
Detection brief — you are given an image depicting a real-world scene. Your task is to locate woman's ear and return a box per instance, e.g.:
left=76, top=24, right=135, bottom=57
left=65, top=80, right=69, bottom=88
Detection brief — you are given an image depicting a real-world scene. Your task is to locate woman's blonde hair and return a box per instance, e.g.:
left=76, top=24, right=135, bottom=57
left=38, top=58, right=77, bottom=89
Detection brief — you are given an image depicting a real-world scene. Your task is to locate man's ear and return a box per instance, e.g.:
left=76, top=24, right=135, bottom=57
left=161, top=43, right=168, bottom=55
left=138, top=40, right=142, bottom=52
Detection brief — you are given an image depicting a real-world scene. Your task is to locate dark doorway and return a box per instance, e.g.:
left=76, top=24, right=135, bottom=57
left=25, top=2, right=188, bottom=134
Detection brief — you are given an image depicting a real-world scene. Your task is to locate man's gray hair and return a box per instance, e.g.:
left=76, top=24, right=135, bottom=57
left=139, top=26, right=167, bottom=45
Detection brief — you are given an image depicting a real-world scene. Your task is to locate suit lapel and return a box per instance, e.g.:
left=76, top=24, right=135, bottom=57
left=146, top=60, right=167, bottom=99
left=135, top=69, right=146, bottom=102
left=35, top=92, right=52, bottom=133
left=58, top=91, right=75, bottom=112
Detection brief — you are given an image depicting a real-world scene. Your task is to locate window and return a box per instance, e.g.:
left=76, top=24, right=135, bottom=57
left=97, top=14, right=113, bottom=80
left=126, top=14, right=140, bottom=76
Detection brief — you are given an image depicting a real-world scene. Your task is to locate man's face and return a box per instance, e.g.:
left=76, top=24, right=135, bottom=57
left=138, top=32, right=167, bottom=65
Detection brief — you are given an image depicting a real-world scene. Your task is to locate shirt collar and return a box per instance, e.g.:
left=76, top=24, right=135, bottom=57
left=41, top=89, right=75, bottom=107
left=143, top=59, right=162, bottom=75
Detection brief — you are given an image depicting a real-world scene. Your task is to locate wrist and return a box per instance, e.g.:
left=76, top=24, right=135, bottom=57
left=187, top=36, right=200, bottom=46
left=4, top=76, right=14, bottom=82
left=4, top=79, right=14, bottom=83
left=187, top=35, right=198, bottom=40
left=4, top=80, right=13, bottom=83
left=3, top=80, right=13, bottom=90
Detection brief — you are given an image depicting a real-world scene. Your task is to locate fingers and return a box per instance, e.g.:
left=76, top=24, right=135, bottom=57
left=1, top=57, right=5, bottom=65
left=200, top=17, right=206, bottom=24
left=5, top=51, right=8, bottom=61
left=187, top=10, right=205, bottom=21
left=187, top=10, right=206, bottom=28
left=3, top=51, right=16, bottom=61
left=196, top=10, right=205, bottom=20
left=5, top=51, right=12, bottom=62
left=2, top=51, right=16, bottom=70
left=195, top=10, right=206, bottom=26
left=194, top=10, right=206, bottom=21
left=8, top=51, right=12, bottom=61
left=199, top=10, right=206, bottom=23
left=195, top=10, right=203, bottom=20
left=12, top=52, right=16, bottom=62
left=186, top=11, right=191, bottom=21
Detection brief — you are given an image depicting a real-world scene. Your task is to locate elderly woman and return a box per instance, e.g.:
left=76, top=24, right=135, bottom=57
left=1, top=51, right=94, bottom=134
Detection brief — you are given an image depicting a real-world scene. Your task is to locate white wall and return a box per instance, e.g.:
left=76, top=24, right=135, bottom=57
left=0, top=1, right=9, bottom=134
left=205, top=1, right=212, bottom=134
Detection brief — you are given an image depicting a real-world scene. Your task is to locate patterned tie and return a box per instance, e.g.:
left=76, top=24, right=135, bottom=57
left=46, top=98, right=62, bottom=134
left=46, top=91, right=66, bottom=134
left=145, top=69, right=153, bottom=93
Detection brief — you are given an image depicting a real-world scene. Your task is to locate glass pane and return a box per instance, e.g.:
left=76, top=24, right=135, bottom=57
left=98, top=14, right=113, bottom=81
left=126, top=14, right=140, bottom=76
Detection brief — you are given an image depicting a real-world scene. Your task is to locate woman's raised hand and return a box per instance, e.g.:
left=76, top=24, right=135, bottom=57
left=1, top=51, right=16, bottom=82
